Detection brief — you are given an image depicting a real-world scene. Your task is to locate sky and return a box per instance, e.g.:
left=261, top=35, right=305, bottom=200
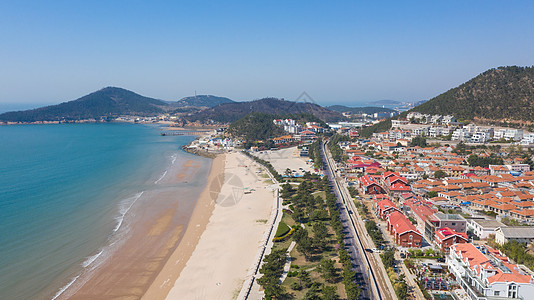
left=0, top=1, right=533, bottom=108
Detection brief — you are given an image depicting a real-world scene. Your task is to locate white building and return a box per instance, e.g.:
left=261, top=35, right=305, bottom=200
left=412, top=126, right=430, bottom=137
left=391, top=119, right=409, bottom=128
left=452, top=128, right=472, bottom=141
left=448, top=243, right=534, bottom=299
left=442, top=115, right=456, bottom=125
left=430, top=114, right=443, bottom=124
left=429, top=126, right=445, bottom=137
left=471, top=131, right=492, bottom=143
left=467, top=219, right=506, bottom=239
left=495, top=226, right=534, bottom=245
left=494, top=129, right=524, bottom=141
left=519, top=133, right=534, bottom=145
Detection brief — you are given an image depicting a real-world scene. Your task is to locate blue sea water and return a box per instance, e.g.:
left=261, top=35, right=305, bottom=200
left=0, top=123, right=205, bottom=300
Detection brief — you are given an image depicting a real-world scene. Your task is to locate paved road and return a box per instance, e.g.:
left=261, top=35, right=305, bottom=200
left=321, top=141, right=396, bottom=300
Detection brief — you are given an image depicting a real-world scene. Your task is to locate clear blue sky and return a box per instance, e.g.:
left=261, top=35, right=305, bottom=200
left=0, top=1, right=533, bottom=107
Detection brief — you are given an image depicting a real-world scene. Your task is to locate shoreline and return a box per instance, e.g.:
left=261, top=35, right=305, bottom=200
left=61, top=152, right=223, bottom=299
left=141, top=154, right=226, bottom=300
left=160, top=152, right=275, bottom=300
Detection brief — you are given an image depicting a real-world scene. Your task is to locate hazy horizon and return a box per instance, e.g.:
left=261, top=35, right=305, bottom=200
left=1, top=1, right=533, bottom=105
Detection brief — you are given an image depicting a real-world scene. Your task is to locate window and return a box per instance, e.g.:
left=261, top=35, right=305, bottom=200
left=494, top=291, right=500, bottom=296
left=451, top=222, right=456, bottom=226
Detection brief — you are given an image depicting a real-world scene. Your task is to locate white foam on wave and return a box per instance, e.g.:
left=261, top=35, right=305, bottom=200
left=113, top=191, right=144, bottom=232
left=155, top=154, right=178, bottom=184
left=154, top=170, right=168, bottom=184
left=81, top=250, right=103, bottom=268
left=51, top=275, right=80, bottom=300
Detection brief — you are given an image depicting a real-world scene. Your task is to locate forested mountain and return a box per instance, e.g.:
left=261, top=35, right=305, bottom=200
left=413, top=66, right=534, bottom=122
left=327, top=105, right=396, bottom=115
left=172, top=95, right=234, bottom=108
left=0, top=87, right=168, bottom=122
left=228, top=112, right=326, bottom=143
left=185, top=98, right=344, bottom=123
left=228, top=112, right=285, bottom=142
left=360, top=66, right=534, bottom=137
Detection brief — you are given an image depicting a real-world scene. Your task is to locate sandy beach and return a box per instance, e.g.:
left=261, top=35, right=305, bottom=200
left=65, top=154, right=221, bottom=300
left=144, top=152, right=275, bottom=300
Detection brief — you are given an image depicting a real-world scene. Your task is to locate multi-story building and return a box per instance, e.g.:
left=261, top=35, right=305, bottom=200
left=452, top=128, right=472, bottom=141
left=424, top=213, right=467, bottom=242
left=519, top=133, right=534, bottom=145
left=434, top=227, right=468, bottom=253
left=448, top=243, right=534, bottom=299
left=494, top=129, right=524, bottom=141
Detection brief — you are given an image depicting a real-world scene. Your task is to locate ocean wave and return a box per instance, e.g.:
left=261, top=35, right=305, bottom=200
left=51, top=275, right=80, bottom=300
left=81, top=250, right=103, bottom=268
left=113, top=191, right=144, bottom=232
left=154, top=154, right=178, bottom=184
left=154, top=170, right=168, bottom=184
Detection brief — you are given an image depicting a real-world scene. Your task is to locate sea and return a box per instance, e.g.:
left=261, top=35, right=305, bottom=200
left=0, top=123, right=211, bottom=299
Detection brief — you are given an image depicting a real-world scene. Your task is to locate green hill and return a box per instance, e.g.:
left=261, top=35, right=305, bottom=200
left=172, top=95, right=234, bottom=108
left=228, top=112, right=326, bottom=145
left=185, top=98, right=344, bottom=124
left=0, top=87, right=168, bottom=123
left=413, top=66, right=534, bottom=123
left=360, top=66, right=534, bottom=137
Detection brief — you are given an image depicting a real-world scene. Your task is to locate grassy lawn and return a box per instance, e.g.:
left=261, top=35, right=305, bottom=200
left=275, top=222, right=291, bottom=237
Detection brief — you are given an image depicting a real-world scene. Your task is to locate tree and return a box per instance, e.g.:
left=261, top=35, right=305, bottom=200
left=426, top=191, right=439, bottom=198
left=322, top=285, right=340, bottom=300
left=298, top=270, right=312, bottom=288
left=522, top=156, right=534, bottom=171
left=409, top=136, right=428, bottom=147
left=381, top=249, right=395, bottom=269
left=258, top=249, right=287, bottom=299
left=434, top=170, right=446, bottom=179
left=318, top=258, right=337, bottom=283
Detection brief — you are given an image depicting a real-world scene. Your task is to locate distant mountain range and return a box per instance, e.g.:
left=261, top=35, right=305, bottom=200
left=327, top=105, right=396, bottom=115
left=0, top=87, right=344, bottom=124
left=183, top=98, right=344, bottom=123
left=412, top=66, right=534, bottom=123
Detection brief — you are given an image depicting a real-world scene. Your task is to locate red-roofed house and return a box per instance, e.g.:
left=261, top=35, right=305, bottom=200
left=359, top=175, right=385, bottom=195
left=386, top=211, right=423, bottom=247
left=375, top=199, right=402, bottom=220
left=434, top=227, right=468, bottom=253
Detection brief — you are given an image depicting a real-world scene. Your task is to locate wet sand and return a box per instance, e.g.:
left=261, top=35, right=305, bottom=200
left=66, top=155, right=225, bottom=300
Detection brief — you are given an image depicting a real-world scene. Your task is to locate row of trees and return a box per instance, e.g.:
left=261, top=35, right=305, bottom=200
left=328, top=134, right=351, bottom=162
left=467, top=154, right=504, bottom=167
left=271, top=166, right=360, bottom=299
left=243, top=151, right=283, bottom=182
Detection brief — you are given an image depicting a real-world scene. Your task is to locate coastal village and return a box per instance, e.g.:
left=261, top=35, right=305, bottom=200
left=176, top=111, right=534, bottom=300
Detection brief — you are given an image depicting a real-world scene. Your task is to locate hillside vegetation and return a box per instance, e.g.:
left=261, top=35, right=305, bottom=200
left=360, top=66, right=534, bottom=136
left=172, top=95, right=234, bottom=108
left=0, top=87, right=168, bottom=122
left=185, top=98, right=344, bottom=124
left=228, top=112, right=325, bottom=143
left=414, top=66, right=534, bottom=123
